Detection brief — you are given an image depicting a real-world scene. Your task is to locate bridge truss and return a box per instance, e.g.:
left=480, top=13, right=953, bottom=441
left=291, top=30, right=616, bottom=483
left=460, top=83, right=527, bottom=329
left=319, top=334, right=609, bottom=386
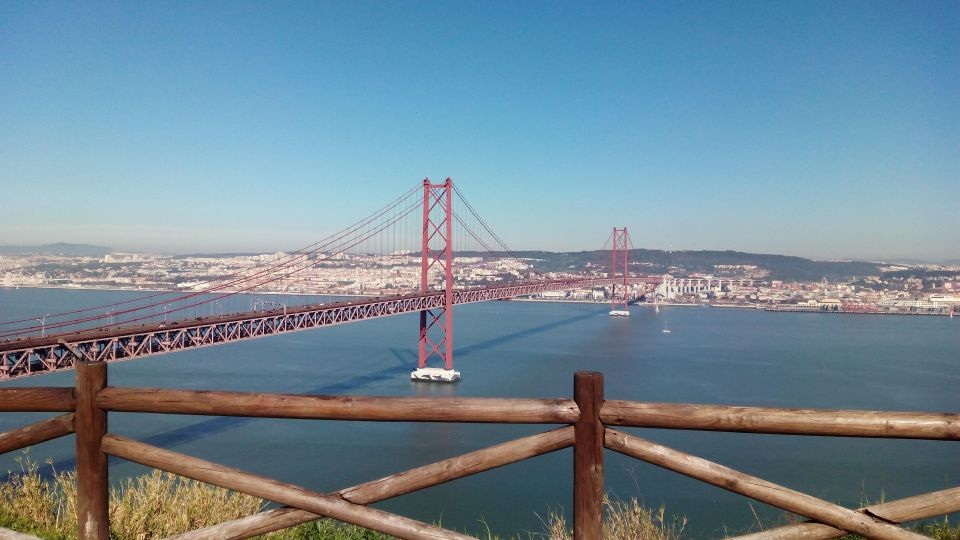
left=0, top=179, right=656, bottom=381
left=0, top=277, right=646, bottom=380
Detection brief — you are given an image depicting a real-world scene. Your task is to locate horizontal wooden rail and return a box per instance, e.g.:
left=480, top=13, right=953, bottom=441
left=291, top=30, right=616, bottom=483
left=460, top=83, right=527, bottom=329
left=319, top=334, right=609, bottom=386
left=731, top=486, right=960, bottom=539
left=603, top=428, right=926, bottom=540
left=97, top=387, right=579, bottom=423
left=601, top=401, right=960, bottom=439
left=101, top=434, right=472, bottom=540
left=169, top=426, right=576, bottom=540
left=1, top=368, right=956, bottom=540
left=0, top=413, right=74, bottom=455
left=0, top=388, right=75, bottom=412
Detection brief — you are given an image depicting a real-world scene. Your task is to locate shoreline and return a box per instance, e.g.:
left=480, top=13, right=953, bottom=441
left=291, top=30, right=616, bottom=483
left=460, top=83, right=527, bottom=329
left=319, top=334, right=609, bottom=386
left=3, top=285, right=953, bottom=318
left=764, top=307, right=952, bottom=317
left=506, top=297, right=955, bottom=317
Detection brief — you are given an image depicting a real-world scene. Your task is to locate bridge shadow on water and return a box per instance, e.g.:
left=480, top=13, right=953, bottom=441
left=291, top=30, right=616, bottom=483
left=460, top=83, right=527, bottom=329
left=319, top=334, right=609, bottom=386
left=32, top=306, right=605, bottom=478
left=454, top=305, right=606, bottom=358
left=35, top=356, right=414, bottom=477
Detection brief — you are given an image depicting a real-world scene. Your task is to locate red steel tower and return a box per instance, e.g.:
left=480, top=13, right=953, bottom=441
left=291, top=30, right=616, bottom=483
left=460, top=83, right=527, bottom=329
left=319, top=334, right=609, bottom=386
left=412, top=178, right=460, bottom=382
left=610, top=227, right=631, bottom=316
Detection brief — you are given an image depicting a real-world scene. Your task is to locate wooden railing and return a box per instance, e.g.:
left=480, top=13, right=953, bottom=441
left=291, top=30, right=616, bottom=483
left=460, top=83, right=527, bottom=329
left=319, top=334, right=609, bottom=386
left=0, top=363, right=958, bottom=539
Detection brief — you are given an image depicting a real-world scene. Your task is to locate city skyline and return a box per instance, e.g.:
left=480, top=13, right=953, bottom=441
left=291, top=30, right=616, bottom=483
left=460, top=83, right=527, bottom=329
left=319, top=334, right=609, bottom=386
left=2, top=2, right=958, bottom=260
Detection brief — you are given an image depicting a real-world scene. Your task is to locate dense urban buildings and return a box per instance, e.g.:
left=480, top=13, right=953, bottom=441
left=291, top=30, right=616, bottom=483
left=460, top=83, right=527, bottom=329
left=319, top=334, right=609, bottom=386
left=2, top=249, right=956, bottom=316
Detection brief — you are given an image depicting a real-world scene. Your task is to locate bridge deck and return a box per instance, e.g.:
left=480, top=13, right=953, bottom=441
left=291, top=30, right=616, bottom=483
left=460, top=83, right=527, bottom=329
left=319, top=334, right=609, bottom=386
left=0, top=277, right=649, bottom=380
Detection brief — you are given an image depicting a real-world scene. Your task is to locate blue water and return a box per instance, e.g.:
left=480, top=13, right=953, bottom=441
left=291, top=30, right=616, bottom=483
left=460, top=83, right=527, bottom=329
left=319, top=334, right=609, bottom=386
left=1, top=288, right=958, bottom=537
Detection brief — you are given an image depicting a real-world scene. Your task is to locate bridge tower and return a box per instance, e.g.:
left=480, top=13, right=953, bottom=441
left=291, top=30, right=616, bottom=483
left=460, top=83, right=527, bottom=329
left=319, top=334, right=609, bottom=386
left=411, top=178, right=461, bottom=382
left=609, top=227, right=631, bottom=317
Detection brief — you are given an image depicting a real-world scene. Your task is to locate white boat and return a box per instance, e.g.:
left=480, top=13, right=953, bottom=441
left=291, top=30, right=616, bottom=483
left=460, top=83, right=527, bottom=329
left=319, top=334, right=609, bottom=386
left=410, top=367, right=461, bottom=383
left=661, top=328, right=671, bottom=334
left=609, top=309, right=631, bottom=317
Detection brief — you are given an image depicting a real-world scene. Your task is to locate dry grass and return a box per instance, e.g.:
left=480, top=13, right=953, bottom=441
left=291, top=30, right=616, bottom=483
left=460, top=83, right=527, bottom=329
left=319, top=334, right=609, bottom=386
left=0, top=451, right=262, bottom=539
left=542, top=496, right=686, bottom=540
left=0, top=454, right=77, bottom=537
left=109, top=470, right=263, bottom=539
left=3, top=450, right=956, bottom=540
left=0, top=453, right=682, bottom=540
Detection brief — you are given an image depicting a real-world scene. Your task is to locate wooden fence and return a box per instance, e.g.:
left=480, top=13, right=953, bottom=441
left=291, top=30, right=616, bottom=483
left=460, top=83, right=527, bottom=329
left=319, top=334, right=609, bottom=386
left=0, top=363, right=958, bottom=539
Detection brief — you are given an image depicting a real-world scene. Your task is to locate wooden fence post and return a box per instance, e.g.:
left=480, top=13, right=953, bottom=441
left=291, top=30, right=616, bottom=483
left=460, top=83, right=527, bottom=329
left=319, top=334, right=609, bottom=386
left=574, top=371, right=604, bottom=539
left=76, top=361, right=109, bottom=540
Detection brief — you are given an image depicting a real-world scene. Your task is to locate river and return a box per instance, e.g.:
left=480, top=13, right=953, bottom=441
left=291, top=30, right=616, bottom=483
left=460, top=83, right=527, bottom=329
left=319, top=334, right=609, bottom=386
left=0, top=288, right=957, bottom=537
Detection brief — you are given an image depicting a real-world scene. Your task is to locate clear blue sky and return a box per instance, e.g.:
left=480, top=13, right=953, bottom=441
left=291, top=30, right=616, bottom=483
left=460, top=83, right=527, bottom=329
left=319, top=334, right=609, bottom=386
left=1, top=1, right=957, bottom=261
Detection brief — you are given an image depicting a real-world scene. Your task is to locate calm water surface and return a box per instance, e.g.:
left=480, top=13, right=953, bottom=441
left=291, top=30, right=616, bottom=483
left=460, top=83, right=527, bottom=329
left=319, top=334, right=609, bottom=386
left=1, top=288, right=957, bottom=537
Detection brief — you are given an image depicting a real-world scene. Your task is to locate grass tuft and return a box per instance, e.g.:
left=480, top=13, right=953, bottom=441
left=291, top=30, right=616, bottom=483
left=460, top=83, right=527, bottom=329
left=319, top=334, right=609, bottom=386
left=541, top=496, right=685, bottom=540
left=0, top=451, right=261, bottom=539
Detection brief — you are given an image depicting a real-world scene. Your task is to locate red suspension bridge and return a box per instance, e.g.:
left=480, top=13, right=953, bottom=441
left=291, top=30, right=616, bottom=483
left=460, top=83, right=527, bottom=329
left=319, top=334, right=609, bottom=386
left=0, top=179, right=656, bottom=381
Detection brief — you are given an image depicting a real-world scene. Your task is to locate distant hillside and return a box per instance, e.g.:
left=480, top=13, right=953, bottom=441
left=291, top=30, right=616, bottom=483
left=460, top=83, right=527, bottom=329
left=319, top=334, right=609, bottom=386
left=855, top=269, right=960, bottom=291
left=459, top=249, right=884, bottom=282
left=631, top=249, right=882, bottom=282
left=0, top=243, right=894, bottom=282
left=880, top=257, right=960, bottom=266
left=882, top=258, right=933, bottom=265
left=0, top=243, right=113, bottom=257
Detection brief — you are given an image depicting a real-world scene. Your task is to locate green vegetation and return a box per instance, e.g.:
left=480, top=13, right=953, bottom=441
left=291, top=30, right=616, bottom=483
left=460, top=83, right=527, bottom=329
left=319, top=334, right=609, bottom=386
left=0, top=453, right=685, bottom=539
left=460, top=249, right=884, bottom=282
left=268, top=521, right=392, bottom=539
left=624, top=249, right=881, bottom=282
left=855, top=269, right=960, bottom=291
left=1, top=453, right=955, bottom=539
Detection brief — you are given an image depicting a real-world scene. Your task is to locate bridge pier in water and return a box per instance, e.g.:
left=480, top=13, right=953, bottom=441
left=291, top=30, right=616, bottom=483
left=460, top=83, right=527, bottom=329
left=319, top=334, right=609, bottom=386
left=411, top=177, right=461, bottom=383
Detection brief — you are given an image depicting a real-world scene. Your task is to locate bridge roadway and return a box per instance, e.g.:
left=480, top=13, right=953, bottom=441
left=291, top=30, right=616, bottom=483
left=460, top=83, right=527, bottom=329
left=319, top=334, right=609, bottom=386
left=0, top=276, right=654, bottom=380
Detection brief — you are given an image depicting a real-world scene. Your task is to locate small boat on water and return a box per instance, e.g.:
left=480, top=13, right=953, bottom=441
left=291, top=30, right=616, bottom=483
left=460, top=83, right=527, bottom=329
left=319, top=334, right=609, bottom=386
left=609, top=309, right=631, bottom=317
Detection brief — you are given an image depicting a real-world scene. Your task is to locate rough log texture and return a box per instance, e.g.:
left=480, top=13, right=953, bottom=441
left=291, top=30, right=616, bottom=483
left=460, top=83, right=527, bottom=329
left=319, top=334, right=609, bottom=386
left=168, top=426, right=576, bottom=540
left=0, top=413, right=74, bottom=455
left=342, top=425, right=575, bottom=504
left=164, top=508, right=310, bottom=540
left=604, top=428, right=926, bottom=540
left=869, top=486, right=960, bottom=523
left=731, top=486, right=960, bottom=540
left=75, top=362, right=108, bottom=540
left=601, top=401, right=960, bottom=439
left=97, top=388, right=579, bottom=423
left=0, top=388, right=75, bottom=412
left=101, top=434, right=472, bottom=540
left=574, top=372, right=604, bottom=540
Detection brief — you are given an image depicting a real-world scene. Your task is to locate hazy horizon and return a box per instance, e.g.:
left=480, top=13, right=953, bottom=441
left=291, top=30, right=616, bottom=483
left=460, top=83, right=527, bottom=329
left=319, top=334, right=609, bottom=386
left=1, top=238, right=957, bottom=265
